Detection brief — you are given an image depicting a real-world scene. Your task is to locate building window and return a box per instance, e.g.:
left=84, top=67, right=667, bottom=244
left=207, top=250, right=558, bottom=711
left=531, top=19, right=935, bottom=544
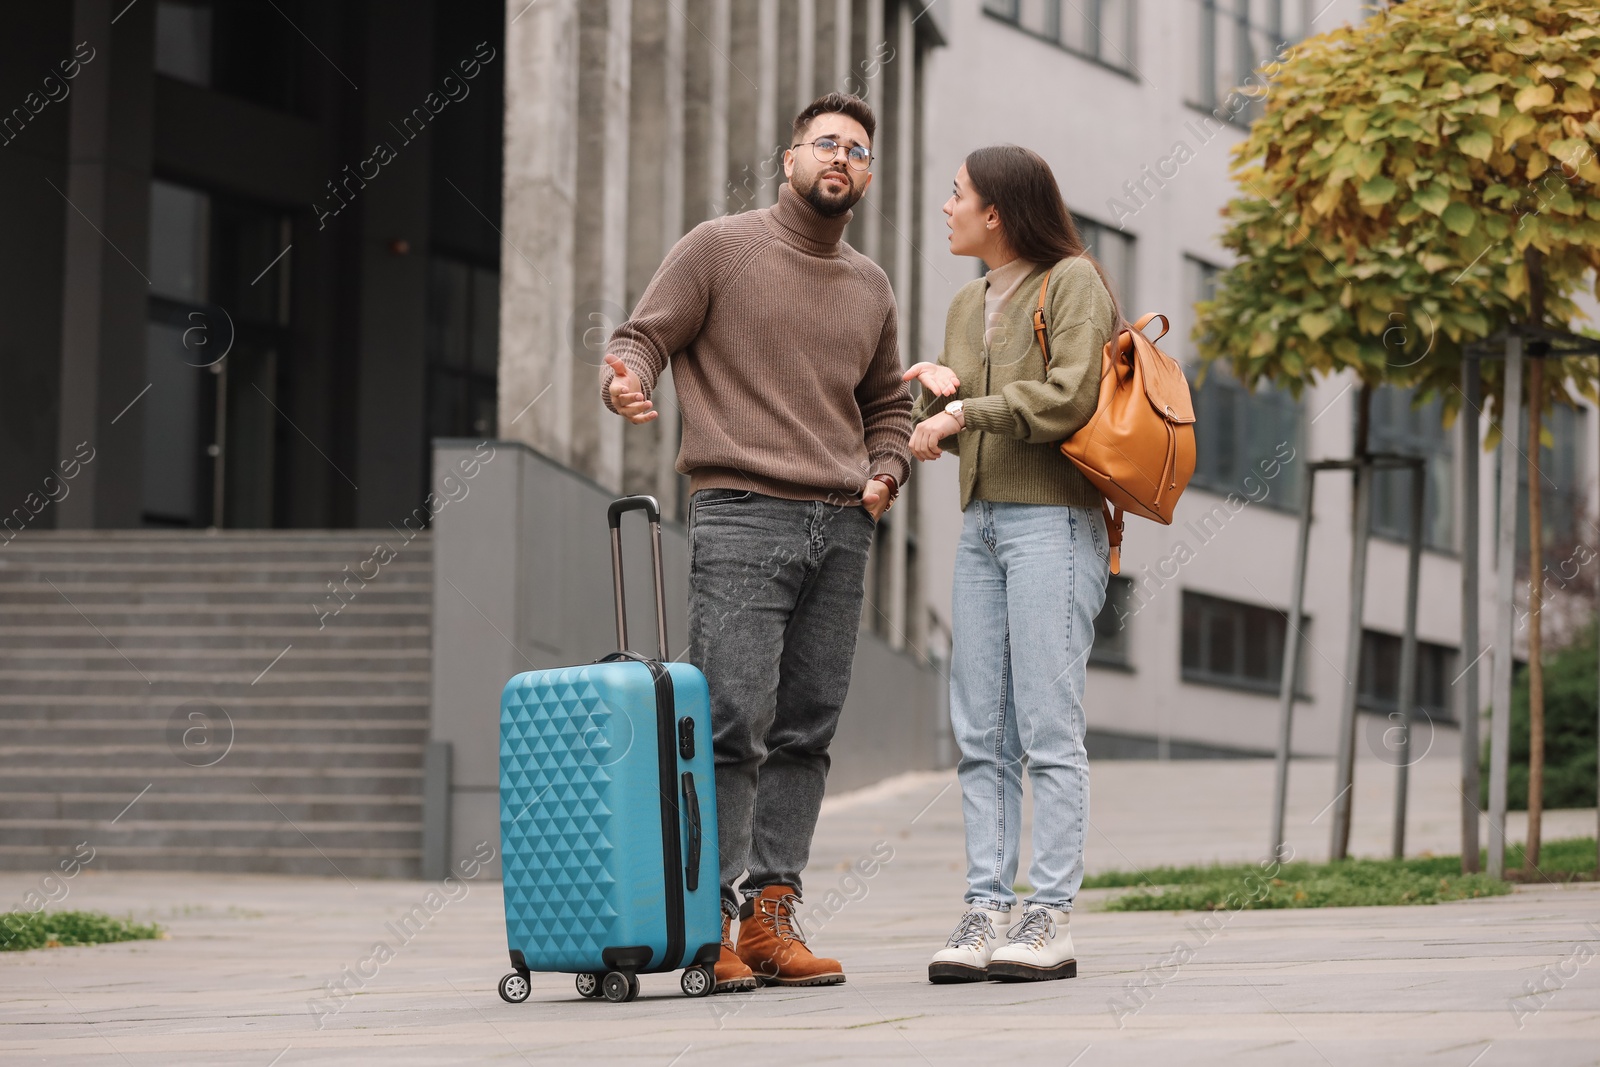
left=1090, top=575, right=1134, bottom=668
left=1076, top=216, right=1136, bottom=311
left=984, top=0, right=1138, bottom=76
left=1181, top=590, right=1306, bottom=695
left=1187, top=257, right=1302, bottom=509
left=154, top=0, right=306, bottom=114
left=1502, top=402, right=1586, bottom=559
left=1367, top=386, right=1454, bottom=553
left=155, top=1, right=213, bottom=86
left=1189, top=366, right=1302, bottom=511
left=426, top=257, right=499, bottom=440
left=1357, top=630, right=1458, bottom=724
left=1192, top=0, right=1309, bottom=125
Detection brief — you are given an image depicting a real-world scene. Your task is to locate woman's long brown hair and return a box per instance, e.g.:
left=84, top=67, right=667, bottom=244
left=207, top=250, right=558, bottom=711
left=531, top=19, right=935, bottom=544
left=965, top=144, right=1123, bottom=329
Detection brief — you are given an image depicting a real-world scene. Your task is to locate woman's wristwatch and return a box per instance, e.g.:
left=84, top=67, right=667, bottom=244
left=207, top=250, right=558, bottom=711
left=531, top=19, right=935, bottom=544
left=945, top=399, right=965, bottom=428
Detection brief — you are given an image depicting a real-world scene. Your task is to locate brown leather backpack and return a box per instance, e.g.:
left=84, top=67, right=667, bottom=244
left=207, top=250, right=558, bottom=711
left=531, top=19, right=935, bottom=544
left=1031, top=272, right=1196, bottom=575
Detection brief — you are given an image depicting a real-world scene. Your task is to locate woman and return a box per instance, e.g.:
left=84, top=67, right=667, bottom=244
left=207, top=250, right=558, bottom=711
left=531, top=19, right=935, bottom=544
left=905, top=145, right=1117, bottom=983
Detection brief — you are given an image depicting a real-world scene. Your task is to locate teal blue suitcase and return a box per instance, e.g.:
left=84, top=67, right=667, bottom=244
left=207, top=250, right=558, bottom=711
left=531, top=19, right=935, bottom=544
left=496, top=496, right=722, bottom=1004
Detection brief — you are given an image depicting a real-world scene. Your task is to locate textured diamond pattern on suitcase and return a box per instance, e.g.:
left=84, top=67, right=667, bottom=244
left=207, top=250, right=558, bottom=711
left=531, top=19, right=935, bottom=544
left=500, top=668, right=620, bottom=960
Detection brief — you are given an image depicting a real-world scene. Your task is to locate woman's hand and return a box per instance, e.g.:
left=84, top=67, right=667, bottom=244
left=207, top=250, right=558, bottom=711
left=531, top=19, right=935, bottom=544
left=902, top=361, right=960, bottom=397
left=910, top=411, right=961, bottom=461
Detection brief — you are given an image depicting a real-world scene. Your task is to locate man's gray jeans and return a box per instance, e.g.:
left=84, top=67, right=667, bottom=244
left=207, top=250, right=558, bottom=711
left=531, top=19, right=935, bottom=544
left=687, top=488, right=874, bottom=916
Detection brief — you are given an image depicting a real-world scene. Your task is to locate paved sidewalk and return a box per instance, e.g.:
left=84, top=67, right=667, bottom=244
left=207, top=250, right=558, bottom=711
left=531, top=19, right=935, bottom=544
left=2, top=759, right=1597, bottom=1066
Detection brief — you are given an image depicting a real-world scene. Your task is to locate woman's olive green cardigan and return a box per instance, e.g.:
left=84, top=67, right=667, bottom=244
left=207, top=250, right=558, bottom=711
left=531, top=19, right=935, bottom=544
left=910, top=255, right=1117, bottom=510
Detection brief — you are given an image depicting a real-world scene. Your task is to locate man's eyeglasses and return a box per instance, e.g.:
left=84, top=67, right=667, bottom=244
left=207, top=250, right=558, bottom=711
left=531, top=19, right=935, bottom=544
left=793, top=137, right=872, bottom=171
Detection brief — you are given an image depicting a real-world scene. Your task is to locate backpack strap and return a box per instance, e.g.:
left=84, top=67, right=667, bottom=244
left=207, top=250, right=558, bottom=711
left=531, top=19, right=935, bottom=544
left=1035, top=266, right=1125, bottom=576
left=1031, top=270, right=1053, bottom=362
left=1102, top=500, right=1123, bottom=576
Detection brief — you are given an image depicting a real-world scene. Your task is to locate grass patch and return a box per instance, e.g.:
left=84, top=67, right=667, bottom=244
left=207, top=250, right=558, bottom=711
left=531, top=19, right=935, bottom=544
left=1086, top=837, right=1595, bottom=912
left=0, top=911, right=164, bottom=951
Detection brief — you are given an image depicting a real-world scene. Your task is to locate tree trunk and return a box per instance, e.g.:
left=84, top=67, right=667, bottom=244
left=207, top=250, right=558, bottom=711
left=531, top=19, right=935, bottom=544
left=1524, top=245, right=1547, bottom=872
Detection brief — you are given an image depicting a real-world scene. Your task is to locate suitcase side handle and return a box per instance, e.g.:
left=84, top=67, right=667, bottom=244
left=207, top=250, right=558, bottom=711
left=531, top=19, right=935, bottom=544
left=680, top=771, right=701, bottom=893
left=606, top=494, right=670, bottom=661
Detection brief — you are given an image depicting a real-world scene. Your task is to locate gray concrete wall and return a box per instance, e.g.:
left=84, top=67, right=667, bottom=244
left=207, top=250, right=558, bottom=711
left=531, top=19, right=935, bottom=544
left=428, top=439, right=947, bottom=877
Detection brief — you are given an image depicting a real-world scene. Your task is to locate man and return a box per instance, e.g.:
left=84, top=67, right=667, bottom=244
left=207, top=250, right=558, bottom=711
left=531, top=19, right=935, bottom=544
left=601, top=92, right=911, bottom=992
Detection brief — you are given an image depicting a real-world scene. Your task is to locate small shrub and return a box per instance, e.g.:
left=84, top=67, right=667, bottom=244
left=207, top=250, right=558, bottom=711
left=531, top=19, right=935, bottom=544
left=0, top=911, right=163, bottom=951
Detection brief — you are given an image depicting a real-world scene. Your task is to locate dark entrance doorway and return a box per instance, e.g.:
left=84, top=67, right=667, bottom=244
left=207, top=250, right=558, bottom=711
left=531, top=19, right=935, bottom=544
left=143, top=179, right=291, bottom=528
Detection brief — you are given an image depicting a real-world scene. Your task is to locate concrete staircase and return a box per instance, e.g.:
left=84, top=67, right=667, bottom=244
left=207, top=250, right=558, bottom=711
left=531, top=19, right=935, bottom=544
left=0, top=530, right=431, bottom=879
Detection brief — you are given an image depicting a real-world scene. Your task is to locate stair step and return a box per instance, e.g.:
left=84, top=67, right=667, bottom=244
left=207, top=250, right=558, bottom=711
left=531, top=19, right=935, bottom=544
left=0, top=794, right=421, bottom=822
left=0, top=694, right=427, bottom=710
left=0, top=844, right=421, bottom=879
left=0, top=604, right=432, bottom=620
left=0, top=630, right=428, bottom=654
left=0, top=766, right=423, bottom=791
left=0, top=672, right=430, bottom=697
left=0, top=743, right=426, bottom=771
left=0, top=651, right=431, bottom=674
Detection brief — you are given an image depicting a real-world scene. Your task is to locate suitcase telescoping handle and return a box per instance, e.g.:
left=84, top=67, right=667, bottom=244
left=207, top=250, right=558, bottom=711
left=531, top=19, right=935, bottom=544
left=606, top=495, right=670, bottom=661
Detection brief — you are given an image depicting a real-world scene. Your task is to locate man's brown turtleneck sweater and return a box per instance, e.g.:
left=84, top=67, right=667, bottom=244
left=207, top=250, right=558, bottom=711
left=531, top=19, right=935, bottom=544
left=601, top=184, right=912, bottom=504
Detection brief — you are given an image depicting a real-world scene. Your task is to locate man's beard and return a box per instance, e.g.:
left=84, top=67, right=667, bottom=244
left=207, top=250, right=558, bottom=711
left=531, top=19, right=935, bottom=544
left=801, top=170, right=863, bottom=217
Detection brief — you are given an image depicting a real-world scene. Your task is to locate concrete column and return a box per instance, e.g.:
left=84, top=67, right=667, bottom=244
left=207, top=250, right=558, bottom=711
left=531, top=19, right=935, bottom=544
left=904, top=21, right=929, bottom=659
left=883, top=0, right=915, bottom=650
left=756, top=2, right=779, bottom=208
left=499, top=0, right=580, bottom=465
left=569, top=0, right=632, bottom=490
left=55, top=0, right=152, bottom=528
left=816, top=0, right=851, bottom=91
left=623, top=0, right=686, bottom=510
left=727, top=2, right=779, bottom=214
left=793, top=0, right=816, bottom=111
left=777, top=1, right=799, bottom=147
left=849, top=0, right=884, bottom=261
left=682, top=0, right=729, bottom=227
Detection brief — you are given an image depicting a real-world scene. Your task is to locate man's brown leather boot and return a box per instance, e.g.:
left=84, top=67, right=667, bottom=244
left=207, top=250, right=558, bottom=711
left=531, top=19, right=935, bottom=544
left=734, top=885, right=845, bottom=986
left=715, top=913, right=759, bottom=993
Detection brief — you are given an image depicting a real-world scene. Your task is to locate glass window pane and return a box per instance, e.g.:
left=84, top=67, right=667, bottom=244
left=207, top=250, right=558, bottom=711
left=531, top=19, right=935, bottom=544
left=213, top=201, right=285, bottom=326
left=155, top=1, right=212, bottom=86
left=1194, top=0, right=1219, bottom=107
left=471, top=266, right=500, bottom=376
left=148, top=181, right=210, bottom=304
left=1017, top=0, right=1059, bottom=38
left=1181, top=595, right=1203, bottom=672
left=1242, top=605, right=1271, bottom=681
left=1206, top=605, right=1237, bottom=676
left=428, top=259, right=470, bottom=370
left=142, top=321, right=204, bottom=524
left=1097, top=0, right=1133, bottom=65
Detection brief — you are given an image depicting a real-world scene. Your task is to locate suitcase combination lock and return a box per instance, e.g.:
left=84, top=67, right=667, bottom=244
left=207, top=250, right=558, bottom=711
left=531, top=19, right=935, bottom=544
left=677, top=716, right=695, bottom=760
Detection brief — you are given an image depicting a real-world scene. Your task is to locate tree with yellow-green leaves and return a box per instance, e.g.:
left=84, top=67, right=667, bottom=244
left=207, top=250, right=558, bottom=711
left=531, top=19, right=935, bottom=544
left=1197, top=0, right=1600, bottom=873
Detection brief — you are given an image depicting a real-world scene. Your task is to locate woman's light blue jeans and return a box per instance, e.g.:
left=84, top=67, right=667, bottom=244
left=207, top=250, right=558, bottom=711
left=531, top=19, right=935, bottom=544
left=950, top=500, right=1110, bottom=911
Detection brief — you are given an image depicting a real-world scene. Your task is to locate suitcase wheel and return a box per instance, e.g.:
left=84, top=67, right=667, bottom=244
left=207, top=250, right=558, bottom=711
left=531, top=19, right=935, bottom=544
left=601, top=970, right=638, bottom=1003
left=680, top=964, right=715, bottom=998
left=498, top=972, right=531, bottom=1004
left=575, top=972, right=602, bottom=999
